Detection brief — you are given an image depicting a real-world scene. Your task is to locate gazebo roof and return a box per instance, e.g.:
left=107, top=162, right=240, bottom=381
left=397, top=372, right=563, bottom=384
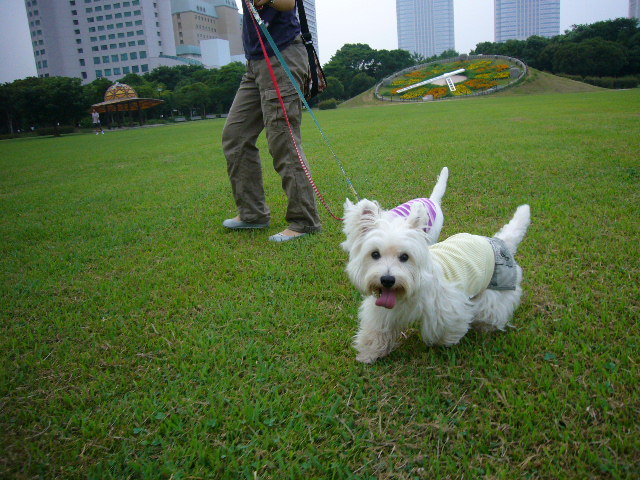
left=91, top=82, right=164, bottom=113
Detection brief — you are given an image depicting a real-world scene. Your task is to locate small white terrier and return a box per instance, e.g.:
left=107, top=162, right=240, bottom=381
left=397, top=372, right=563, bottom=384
left=342, top=198, right=531, bottom=364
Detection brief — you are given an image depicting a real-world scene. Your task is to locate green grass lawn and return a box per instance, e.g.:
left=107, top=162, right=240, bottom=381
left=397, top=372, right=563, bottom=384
left=1, top=89, right=639, bottom=479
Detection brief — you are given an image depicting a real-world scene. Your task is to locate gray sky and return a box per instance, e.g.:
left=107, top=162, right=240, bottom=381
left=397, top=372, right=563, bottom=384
left=0, top=0, right=630, bottom=83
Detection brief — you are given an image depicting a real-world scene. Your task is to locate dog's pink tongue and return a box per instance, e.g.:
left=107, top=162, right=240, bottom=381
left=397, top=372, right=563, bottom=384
left=376, top=289, right=397, bottom=309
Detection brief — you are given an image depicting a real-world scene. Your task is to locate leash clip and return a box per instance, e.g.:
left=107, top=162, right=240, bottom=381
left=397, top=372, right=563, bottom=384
left=301, top=32, right=313, bottom=45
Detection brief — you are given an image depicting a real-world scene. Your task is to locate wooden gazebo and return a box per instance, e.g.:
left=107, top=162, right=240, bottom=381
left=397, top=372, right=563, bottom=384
left=91, top=82, right=164, bottom=127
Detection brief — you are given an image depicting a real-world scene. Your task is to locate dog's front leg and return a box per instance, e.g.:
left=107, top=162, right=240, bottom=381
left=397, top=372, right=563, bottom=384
left=353, top=298, right=400, bottom=363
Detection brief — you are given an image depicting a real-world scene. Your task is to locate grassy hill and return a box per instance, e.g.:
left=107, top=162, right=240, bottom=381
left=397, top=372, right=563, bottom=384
left=339, top=68, right=606, bottom=108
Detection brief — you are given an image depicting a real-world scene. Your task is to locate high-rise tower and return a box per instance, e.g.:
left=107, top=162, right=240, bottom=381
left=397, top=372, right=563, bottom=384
left=25, top=0, right=189, bottom=83
left=396, top=0, right=455, bottom=58
left=494, top=0, right=560, bottom=42
left=630, top=0, right=640, bottom=20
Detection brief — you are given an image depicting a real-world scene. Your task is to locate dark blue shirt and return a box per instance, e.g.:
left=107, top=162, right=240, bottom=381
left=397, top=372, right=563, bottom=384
left=241, top=2, right=301, bottom=60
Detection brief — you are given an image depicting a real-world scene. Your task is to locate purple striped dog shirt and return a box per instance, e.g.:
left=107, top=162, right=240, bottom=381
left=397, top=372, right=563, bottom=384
left=389, top=198, right=437, bottom=231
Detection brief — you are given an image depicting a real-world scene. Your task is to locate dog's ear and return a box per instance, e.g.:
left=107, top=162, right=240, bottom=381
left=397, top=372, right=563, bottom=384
left=406, top=202, right=430, bottom=231
left=342, top=198, right=381, bottom=251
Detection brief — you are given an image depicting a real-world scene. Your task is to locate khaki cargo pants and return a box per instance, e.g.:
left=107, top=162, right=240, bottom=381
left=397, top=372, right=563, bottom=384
left=222, top=37, right=321, bottom=234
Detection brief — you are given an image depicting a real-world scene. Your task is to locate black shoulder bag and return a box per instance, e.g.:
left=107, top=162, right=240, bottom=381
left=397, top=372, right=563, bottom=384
left=296, top=0, right=327, bottom=101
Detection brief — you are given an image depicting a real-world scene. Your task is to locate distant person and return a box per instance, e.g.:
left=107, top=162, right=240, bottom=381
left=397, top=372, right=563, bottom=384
left=221, top=0, right=320, bottom=242
left=91, top=109, right=104, bottom=135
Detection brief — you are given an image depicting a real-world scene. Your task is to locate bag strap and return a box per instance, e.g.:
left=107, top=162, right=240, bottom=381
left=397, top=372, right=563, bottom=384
left=296, top=0, right=312, bottom=45
left=296, top=0, right=323, bottom=98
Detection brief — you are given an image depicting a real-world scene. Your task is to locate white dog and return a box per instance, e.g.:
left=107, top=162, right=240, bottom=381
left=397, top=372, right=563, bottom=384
left=342, top=167, right=449, bottom=253
left=342, top=198, right=531, bottom=364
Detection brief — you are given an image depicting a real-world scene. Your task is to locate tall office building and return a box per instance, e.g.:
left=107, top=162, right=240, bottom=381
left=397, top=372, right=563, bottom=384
left=171, top=0, right=243, bottom=66
left=630, top=0, right=640, bottom=20
left=25, top=0, right=189, bottom=83
left=396, top=0, right=455, bottom=58
left=494, top=0, right=560, bottom=42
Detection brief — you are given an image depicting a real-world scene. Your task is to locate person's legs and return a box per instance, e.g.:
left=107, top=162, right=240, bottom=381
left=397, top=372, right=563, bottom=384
left=222, top=67, right=271, bottom=225
left=253, top=39, right=321, bottom=235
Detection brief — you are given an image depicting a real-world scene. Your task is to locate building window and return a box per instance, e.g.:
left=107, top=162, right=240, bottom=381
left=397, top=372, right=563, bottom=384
left=123, top=66, right=130, bottom=74
left=96, top=70, right=103, bottom=78
left=141, top=64, right=148, bottom=72
left=102, top=56, right=110, bottom=63
left=79, top=59, right=85, bottom=66
left=82, top=72, right=87, bottom=79
left=104, top=68, right=112, bottom=76
left=132, top=65, right=139, bottom=73
left=113, top=67, right=121, bottom=75
left=93, top=57, right=101, bottom=64
left=111, top=54, right=118, bottom=62
left=120, top=53, right=128, bottom=61
left=139, top=51, right=147, bottom=59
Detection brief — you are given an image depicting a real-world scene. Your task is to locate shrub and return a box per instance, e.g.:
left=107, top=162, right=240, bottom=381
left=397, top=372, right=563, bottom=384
left=582, top=76, right=639, bottom=89
left=318, top=99, right=338, bottom=110
left=0, top=133, right=21, bottom=141
left=79, top=117, right=94, bottom=129
left=36, top=125, right=76, bottom=136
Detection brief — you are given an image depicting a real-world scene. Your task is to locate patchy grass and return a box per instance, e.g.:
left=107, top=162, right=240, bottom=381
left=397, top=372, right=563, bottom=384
left=1, top=89, right=639, bottom=479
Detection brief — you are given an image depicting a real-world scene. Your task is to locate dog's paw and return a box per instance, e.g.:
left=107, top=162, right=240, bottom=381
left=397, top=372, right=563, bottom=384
left=356, top=352, right=379, bottom=364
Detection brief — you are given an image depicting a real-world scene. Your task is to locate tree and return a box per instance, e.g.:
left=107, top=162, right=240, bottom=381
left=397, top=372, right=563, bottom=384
left=83, top=77, right=112, bottom=106
left=145, top=64, right=205, bottom=91
left=0, top=81, right=21, bottom=133
left=323, top=44, right=377, bottom=88
left=175, top=82, right=211, bottom=117
left=317, top=76, right=345, bottom=101
left=349, top=72, right=376, bottom=97
left=552, top=39, right=627, bottom=77
left=371, top=49, right=415, bottom=80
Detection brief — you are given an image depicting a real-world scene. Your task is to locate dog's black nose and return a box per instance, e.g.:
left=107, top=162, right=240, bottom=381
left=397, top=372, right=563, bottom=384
left=380, top=275, right=395, bottom=288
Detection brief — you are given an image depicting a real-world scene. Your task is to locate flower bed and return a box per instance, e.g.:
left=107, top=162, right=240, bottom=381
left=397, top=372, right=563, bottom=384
left=379, top=58, right=519, bottom=100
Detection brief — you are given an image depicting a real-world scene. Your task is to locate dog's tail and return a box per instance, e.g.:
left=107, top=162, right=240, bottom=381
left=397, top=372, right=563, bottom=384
left=429, top=167, right=449, bottom=204
left=494, top=204, right=531, bottom=255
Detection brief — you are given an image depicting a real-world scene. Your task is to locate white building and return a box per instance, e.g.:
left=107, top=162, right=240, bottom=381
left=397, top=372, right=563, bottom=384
left=494, top=0, right=560, bottom=42
left=171, top=0, right=244, bottom=67
left=630, top=0, right=640, bottom=20
left=24, top=0, right=195, bottom=84
left=396, top=0, right=455, bottom=59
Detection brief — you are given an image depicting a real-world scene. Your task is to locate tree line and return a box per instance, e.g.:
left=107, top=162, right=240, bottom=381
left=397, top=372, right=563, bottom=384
left=473, top=18, right=640, bottom=79
left=1, top=19, right=636, bottom=135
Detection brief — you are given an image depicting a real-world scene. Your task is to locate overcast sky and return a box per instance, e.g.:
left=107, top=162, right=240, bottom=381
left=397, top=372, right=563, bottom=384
left=0, top=0, right=630, bottom=83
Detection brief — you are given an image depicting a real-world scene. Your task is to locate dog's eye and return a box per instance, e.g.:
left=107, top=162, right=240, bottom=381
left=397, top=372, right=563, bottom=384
left=399, top=253, right=409, bottom=263
left=371, top=251, right=381, bottom=260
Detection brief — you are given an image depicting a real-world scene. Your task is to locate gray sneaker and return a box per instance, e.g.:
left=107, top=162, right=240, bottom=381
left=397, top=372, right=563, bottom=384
left=222, top=218, right=270, bottom=230
left=268, top=232, right=308, bottom=242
